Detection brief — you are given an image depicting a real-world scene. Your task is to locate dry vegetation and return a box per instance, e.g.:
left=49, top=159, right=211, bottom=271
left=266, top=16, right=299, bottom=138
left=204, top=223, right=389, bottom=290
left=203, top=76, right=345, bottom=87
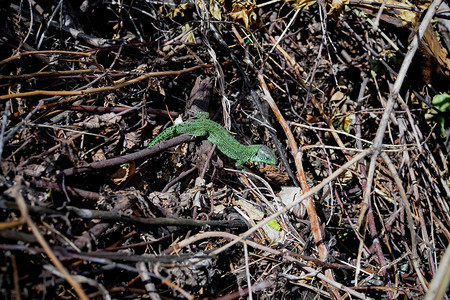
left=0, top=0, right=449, bottom=299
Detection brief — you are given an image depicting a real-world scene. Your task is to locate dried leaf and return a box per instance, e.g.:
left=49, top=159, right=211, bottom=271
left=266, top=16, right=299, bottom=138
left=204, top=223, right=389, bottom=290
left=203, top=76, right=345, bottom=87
left=328, top=0, right=348, bottom=20
left=209, top=0, right=222, bottom=20
left=76, top=113, right=122, bottom=129
left=110, top=162, right=136, bottom=185
left=230, top=0, right=257, bottom=29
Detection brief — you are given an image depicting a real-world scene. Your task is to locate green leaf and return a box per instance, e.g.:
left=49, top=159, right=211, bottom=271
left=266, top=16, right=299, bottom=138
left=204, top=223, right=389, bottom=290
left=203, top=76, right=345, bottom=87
left=431, top=93, right=450, bottom=138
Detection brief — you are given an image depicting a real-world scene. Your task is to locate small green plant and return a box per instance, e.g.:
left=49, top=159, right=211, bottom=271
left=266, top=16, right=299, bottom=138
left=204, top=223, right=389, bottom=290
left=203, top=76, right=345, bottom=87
left=431, top=93, right=450, bottom=138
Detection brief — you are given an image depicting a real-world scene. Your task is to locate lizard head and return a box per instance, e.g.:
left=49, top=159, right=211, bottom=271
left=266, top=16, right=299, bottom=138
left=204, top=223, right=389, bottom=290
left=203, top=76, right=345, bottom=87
left=251, top=145, right=278, bottom=165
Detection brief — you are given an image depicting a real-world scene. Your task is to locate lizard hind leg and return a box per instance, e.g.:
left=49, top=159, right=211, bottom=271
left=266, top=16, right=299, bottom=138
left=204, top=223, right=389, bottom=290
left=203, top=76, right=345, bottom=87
left=174, top=119, right=209, bottom=139
left=190, top=128, right=209, bottom=138
left=193, top=111, right=210, bottom=119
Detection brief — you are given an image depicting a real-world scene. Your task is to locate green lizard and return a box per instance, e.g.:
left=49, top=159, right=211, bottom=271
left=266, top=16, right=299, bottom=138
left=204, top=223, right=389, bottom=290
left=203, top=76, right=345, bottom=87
left=148, top=112, right=278, bottom=169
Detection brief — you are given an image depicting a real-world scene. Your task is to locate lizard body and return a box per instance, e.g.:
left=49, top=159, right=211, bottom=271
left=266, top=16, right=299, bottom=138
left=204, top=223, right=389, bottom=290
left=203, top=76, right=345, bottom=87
left=148, top=113, right=277, bottom=168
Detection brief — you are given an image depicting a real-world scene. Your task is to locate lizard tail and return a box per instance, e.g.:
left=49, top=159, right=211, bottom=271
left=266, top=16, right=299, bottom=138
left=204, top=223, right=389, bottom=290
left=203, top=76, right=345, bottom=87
left=147, top=125, right=178, bottom=148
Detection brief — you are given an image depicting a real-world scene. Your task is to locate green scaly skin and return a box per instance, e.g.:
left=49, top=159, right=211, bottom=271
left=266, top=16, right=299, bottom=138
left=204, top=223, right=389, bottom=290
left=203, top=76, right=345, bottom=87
left=148, top=113, right=278, bottom=168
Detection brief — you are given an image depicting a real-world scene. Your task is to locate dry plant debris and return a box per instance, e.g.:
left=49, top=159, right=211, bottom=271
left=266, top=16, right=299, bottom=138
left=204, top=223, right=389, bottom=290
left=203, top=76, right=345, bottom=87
left=0, top=0, right=449, bottom=299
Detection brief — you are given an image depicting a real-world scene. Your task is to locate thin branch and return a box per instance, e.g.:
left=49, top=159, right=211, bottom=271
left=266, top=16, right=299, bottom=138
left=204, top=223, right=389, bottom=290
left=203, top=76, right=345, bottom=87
left=12, top=177, right=89, bottom=300
left=0, top=65, right=212, bottom=100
